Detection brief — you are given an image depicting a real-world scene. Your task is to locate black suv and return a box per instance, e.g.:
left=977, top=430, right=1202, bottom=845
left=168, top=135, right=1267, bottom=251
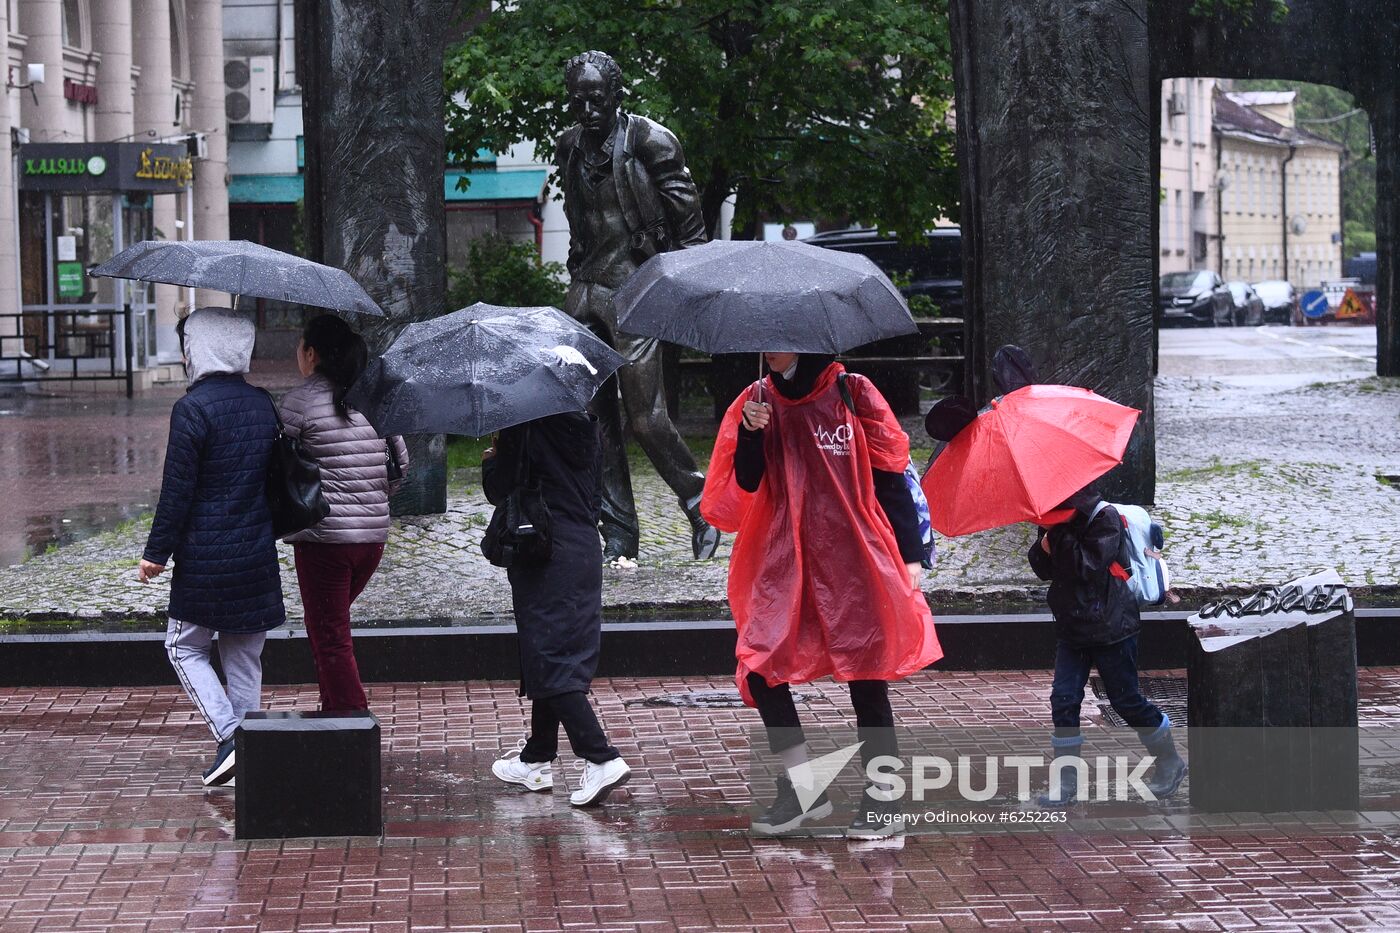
left=801, top=227, right=963, bottom=318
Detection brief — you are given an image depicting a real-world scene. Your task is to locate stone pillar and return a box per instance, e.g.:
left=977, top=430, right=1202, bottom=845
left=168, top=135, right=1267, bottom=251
left=949, top=0, right=1155, bottom=504
left=187, top=0, right=229, bottom=311
left=132, top=0, right=183, bottom=361
left=1375, top=88, right=1398, bottom=378
left=297, top=0, right=451, bottom=515
left=17, top=0, right=66, bottom=138
left=93, top=0, right=135, bottom=142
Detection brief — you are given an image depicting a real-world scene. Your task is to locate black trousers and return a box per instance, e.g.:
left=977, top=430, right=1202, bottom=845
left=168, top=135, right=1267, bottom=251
left=746, top=672, right=898, bottom=768
left=520, top=691, right=619, bottom=765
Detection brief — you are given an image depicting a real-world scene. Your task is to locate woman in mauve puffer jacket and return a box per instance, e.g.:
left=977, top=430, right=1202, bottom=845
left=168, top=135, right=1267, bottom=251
left=278, top=314, right=409, bottom=712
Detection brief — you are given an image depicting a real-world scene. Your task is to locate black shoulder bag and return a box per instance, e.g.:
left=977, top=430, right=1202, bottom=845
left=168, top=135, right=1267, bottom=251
left=481, top=426, right=553, bottom=568
left=260, top=389, right=331, bottom=538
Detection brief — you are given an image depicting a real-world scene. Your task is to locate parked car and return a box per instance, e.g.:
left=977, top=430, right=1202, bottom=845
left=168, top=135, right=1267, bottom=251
left=1251, top=279, right=1298, bottom=325
left=1158, top=270, right=1233, bottom=327
left=801, top=227, right=963, bottom=318
left=1225, top=281, right=1266, bottom=327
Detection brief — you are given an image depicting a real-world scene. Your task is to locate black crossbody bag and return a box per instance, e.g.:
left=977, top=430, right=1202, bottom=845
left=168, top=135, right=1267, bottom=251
left=481, top=426, right=553, bottom=567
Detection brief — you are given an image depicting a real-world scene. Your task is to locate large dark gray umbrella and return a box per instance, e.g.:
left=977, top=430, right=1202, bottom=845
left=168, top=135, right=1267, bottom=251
left=345, top=303, right=627, bottom=438
left=613, top=239, right=916, bottom=353
left=91, top=240, right=383, bottom=316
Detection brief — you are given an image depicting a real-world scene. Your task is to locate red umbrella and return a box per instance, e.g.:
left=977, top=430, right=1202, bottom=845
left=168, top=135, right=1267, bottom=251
left=921, top=384, right=1140, bottom=537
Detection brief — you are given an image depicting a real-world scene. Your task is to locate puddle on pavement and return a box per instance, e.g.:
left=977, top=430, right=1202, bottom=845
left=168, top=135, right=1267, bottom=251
left=5, top=499, right=155, bottom=568
left=625, top=688, right=813, bottom=709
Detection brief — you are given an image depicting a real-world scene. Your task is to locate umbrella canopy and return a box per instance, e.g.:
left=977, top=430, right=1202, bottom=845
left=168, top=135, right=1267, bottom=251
left=612, top=239, right=916, bottom=354
left=345, top=303, right=627, bottom=438
left=91, top=240, right=383, bottom=316
left=921, top=384, right=1140, bottom=537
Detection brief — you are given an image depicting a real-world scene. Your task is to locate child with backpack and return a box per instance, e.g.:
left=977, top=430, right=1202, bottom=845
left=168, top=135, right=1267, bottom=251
left=1028, top=484, right=1186, bottom=806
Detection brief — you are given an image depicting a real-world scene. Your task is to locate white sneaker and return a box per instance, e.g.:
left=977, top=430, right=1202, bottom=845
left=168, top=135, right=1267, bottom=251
left=570, top=757, right=631, bottom=807
left=491, top=750, right=554, bottom=792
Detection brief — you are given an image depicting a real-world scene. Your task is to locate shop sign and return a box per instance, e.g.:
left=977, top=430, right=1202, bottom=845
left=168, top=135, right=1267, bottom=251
left=63, top=79, right=98, bottom=105
left=23, top=154, right=106, bottom=178
left=56, top=262, right=85, bottom=299
left=135, top=147, right=194, bottom=186
left=18, top=143, right=194, bottom=193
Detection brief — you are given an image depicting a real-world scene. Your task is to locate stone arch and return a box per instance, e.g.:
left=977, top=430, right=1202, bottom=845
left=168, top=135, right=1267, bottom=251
left=950, top=0, right=1396, bottom=503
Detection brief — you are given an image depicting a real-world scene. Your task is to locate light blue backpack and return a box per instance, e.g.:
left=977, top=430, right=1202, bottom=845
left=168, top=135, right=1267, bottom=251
left=1091, top=501, right=1171, bottom=606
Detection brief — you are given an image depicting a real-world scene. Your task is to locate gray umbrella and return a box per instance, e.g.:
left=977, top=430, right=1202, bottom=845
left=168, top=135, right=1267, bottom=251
left=612, top=239, right=916, bottom=353
left=90, top=239, right=383, bottom=316
left=345, top=303, right=627, bottom=438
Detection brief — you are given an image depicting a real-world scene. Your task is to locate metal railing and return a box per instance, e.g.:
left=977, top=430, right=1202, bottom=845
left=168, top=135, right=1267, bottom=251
left=0, top=306, right=134, bottom=397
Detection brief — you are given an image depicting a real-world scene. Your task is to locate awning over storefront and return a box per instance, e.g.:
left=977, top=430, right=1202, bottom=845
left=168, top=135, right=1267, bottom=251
left=229, top=173, right=304, bottom=204
left=444, top=169, right=548, bottom=202
left=229, top=169, right=550, bottom=205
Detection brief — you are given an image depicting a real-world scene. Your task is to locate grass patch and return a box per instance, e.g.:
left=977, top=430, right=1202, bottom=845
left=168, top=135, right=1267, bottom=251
left=1191, top=509, right=1251, bottom=529
left=1161, top=458, right=1267, bottom=483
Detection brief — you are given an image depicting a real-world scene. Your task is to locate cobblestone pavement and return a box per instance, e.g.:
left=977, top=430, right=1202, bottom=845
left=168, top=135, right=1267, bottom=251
left=3, top=669, right=1400, bottom=931
left=1, top=327, right=1397, bottom=623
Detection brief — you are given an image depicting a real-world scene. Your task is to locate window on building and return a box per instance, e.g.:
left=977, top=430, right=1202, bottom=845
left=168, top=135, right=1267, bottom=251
left=61, top=0, right=84, bottom=47
left=279, top=0, right=298, bottom=90
left=170, top=2, right=188, bottom=82
left=1174, top=190, right=1184, bottom=251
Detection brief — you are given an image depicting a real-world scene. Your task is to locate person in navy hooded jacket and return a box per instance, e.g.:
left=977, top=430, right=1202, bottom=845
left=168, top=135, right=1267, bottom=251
left=138, top=307, right=286, bottom=788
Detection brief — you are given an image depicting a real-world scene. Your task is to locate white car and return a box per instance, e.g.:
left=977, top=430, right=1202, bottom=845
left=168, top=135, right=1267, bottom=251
left=1251, top=280, right=1297, bottom=325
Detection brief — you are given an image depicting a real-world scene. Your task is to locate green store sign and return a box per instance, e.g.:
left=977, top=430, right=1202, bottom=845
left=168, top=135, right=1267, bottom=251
left=56, top=261, right=85, bottom=298
left=23, top=155, right=107, bottom=178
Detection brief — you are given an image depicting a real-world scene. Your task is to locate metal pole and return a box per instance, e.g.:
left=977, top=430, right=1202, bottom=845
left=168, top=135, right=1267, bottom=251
left=43, top=191, right=54, bottom=362
left=10, top=149, right=22, bottom=319
left=112, top=192, right=127, bottom=372
left=124, top=305, right=133, bottom=398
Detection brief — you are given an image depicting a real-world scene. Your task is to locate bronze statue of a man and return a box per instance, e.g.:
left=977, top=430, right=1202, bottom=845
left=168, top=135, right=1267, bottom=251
left=556, top=50, right=720, bottom=562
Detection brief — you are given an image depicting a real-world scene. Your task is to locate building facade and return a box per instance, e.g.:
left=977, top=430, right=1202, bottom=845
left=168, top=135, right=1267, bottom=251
left=1159, top=80, right=1344, bottom=291
left=1214, top=90, right=1343, bottom=289
left=1159, top=77, right=1219, bottom=275
left=2, top=0, right=228, bottom=381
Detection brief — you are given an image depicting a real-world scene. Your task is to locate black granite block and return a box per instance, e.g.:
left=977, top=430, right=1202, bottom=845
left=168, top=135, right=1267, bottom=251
left=1187, top=578, right=1359, bottom=812
left=235, top=711, right=382, bottom=839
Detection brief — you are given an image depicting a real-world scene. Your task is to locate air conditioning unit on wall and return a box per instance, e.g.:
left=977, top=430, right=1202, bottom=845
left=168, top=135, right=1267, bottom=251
left=1167, top=93, right=1187, bottom=117
left=225, top=56, right=275, bottom=124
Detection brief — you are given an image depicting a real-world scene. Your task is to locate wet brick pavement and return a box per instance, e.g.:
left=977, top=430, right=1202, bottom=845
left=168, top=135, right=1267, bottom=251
left=4, top=669, right=1400, bottom=930
left=2, top=333, right=1398, bottom=622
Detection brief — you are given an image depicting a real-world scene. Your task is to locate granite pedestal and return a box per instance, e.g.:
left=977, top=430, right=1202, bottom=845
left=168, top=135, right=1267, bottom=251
left=1187, top=571, right=1359, bottom=813
left=235, top=711, right=382, bottom=839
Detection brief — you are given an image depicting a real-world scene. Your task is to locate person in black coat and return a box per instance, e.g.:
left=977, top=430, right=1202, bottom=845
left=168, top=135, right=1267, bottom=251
left=481, top=412, right=631, bottom=807
left=137, top=307, right=286, bottom=788
left=1028, top=485, right=1185, bottom=805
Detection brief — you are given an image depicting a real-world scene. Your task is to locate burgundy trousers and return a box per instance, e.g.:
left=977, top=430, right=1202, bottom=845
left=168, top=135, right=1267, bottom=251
left=292, top=541, right=384, bottom=712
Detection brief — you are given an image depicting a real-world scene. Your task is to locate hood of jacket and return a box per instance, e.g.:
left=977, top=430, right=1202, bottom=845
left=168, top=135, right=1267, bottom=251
left=183, top=307, right=256, bottom=386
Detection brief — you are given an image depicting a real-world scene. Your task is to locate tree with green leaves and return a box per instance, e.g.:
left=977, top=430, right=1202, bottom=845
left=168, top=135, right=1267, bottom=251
left=444, top=0, right=958, bottom=241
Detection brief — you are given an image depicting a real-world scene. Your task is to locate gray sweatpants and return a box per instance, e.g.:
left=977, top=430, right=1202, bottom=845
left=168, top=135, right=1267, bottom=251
left=165, top=618, right=267, bottom=743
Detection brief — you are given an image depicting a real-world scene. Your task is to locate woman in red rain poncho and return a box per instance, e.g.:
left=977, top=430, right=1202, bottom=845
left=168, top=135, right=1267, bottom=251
left=703, top=352, right=942, bottom=838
